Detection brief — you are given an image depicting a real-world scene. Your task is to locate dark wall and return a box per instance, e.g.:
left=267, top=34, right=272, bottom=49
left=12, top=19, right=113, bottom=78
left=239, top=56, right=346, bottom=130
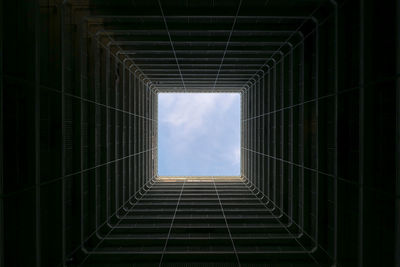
left=242, top=0, right=400, bottom=266
left=1, top=1, right=156, bottom=266
left=0, top=0, right=399, bottom=266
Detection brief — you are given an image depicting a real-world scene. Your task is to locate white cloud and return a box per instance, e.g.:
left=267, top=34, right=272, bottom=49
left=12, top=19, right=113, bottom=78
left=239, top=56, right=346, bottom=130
left=161, top=93, right=235, bottom=124
left=159, top=93, right=237, bottom=140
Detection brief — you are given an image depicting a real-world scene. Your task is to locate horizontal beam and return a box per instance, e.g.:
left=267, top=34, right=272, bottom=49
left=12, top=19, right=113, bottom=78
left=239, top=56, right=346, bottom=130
left=130, top=63, right=264, bottom=67
left=140, top=70, right=259, bottom=73
left=93, top=23, right=305, bottom=32
left=97, top=29, right=296, bottom=35
left=87, top=6, right=319, bottom=18
left=138, top=68, right=262, bottom=72
left=109, top=35, right=295, bottom=43
left=117, top=50, right=278, bottom=55
left=112, top=41, right=287, bottom=45
left=149, top=77, right=248, bottom=81
left=119, top=56, right=274, bottom=61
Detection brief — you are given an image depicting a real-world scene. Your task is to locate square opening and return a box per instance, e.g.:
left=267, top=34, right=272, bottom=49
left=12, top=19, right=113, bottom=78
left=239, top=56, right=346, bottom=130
left=157, top=92, right=241, bottom=177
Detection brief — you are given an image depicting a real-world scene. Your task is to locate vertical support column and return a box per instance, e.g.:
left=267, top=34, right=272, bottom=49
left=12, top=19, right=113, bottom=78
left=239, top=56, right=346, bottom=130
left=395, top=0, right=400, bottom=265
left=0, top=0, right=3, bottom=263
left=299, top=41, right=305, bottom=230
left=137, top=78, right=141, bottom=189
left=246, top=89, right=249, bottom=180
left=358, top=1, right=365, bottom=265
left=141, top=81, right=144, bottom=187
left=138, top=81, right=142, bottom=187
left=60, top=3, right=66, bottom=266
left=142, top=82, right=146, bottom=185
left=105, top=47, right=110, bottom=221
left=247, top=89, right=250, bottom=181
left=122, top=65, right=126, bottom=204
left=256, top=80, right=260, bottom=188
left=34, top=0, right=41, bottom=265
left=314, top=23, right=319, bottom=246
left=152, top=91, right=155, bottom=179
left=252, top=84, right=255, bottom=184
left=134, top=75, right=138, bottom=193
left=142, top=82, right=145, bottom=185
left=288, top=48, right=294, bottom=220
left=114, top=60, right=119, bottom=213
left=123, top=65, right=127, bottom=203
left=246, top=86, right=252, bottom=183
left=149, top=87, right=151, bottom=181
left=272, top=66, right=277, bottom=205
left=152, top=90, right=155, bottom=179
left=258, top=78, right=262, bottom=189
left=331, top=1, right=338, bottom=264
left=128, top=71, right=132, bottom=199
left=248, top=88, right=251, bottom=182
left=248, top=88, right=250, bottom=181
left=149, top=90, right=154, bottom=180
left=107, top=49, right=112, bottom=217
left=248, top=88, right=252, bottom=182
left=355, top=0, right=389, bottom=264
left=143, top=83, right=146, bottom=183
left=266, top=72, right=271, bottom=198
left=280, top=60, right=284, bottom=211
left=148, top=86, right=151, bottom=181
left=255, top=82, right=257, bottom=186
left=260, top=75, right=265, bottom=194
left=146, top=85, right=149, bottom=183
left=94, top=39, right=100, bottom=228
left=148, top=88, right=150, bottom=182
left=80, top=20, right=87, bottom=249
left=131, top=72, right=137, bottom=197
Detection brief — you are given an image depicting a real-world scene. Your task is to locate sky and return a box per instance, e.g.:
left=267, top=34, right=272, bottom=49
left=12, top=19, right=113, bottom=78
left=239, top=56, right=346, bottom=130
left=158, top=93, right=240, bottom=176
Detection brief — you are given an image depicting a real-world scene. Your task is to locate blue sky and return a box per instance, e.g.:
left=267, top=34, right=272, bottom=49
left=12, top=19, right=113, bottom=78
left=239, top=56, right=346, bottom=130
left=158, top=93, right=240, bottom=176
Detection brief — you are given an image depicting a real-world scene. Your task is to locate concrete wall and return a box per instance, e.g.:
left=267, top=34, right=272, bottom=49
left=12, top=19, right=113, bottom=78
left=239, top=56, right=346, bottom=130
left=242, top=0, right=399, bottom=266
left=0, top=0, right=398, bottom=266
left=1, top=1, right=156, bottom=266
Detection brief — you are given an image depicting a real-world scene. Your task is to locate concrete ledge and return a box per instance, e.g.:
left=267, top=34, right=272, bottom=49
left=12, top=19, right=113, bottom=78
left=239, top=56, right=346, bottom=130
left=156, top=176, right=243, bottom=182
